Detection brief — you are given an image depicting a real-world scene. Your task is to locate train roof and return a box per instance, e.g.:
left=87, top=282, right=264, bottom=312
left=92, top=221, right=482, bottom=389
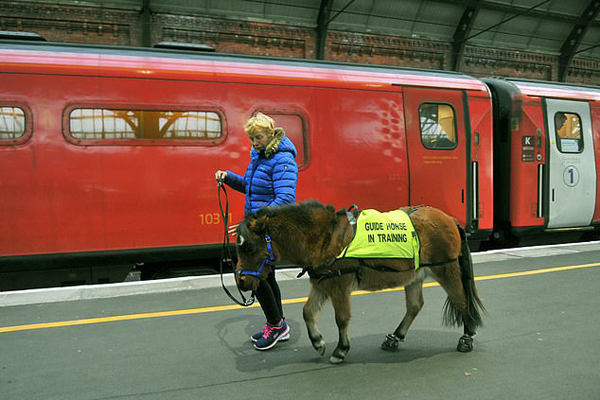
left=0, top=40, right=489, bottom=93
left=506, top=78, right=600, bottom=102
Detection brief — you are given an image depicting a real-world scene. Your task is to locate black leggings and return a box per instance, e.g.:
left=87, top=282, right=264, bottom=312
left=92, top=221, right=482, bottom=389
left=254, top=268, right=283, bottom=325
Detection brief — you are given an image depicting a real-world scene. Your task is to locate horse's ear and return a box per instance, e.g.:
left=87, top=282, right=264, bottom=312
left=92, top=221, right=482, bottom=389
left=336, top=207, right=347, bottom=216
left=252, top=215, right=269, bottom=234
left=246, top=219, right=258, bottom=234
left=245, top=215, right=267, bottom=235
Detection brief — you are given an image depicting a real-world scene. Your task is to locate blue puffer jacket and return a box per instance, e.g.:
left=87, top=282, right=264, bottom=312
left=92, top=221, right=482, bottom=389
left=225, top=135, right=298, bottom=215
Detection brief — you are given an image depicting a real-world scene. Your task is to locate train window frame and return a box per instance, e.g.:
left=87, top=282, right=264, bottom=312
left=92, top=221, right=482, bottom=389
left=0, top=103, right=33, bottom=146
left=418, top=102, right=458, bottom=150
left=252, top=109, right=310, bottom=170
left=554, top=111, right=583, bottom=154
left=62, top=104, right=227, bottom=146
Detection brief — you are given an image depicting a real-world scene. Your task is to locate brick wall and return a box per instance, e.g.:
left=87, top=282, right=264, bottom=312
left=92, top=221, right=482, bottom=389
left=154, top=14, right=313, bottom=59
left=0, top=2, right=598, bottom=85
left=0, top=1, right=140, bottom=45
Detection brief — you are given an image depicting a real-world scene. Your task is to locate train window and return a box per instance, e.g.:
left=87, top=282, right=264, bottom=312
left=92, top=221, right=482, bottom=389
left=554, top=112, right=582, bottom=153
left=419, top=103, right=457, bottom=150
left=254, top=111, right=308, bottom=168
left=68, top=109, right=222, bottom=141
left=0, top=106, right=26, bottom=139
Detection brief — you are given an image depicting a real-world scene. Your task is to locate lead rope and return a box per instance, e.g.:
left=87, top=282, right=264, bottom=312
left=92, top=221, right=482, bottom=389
left=217, top=180, right=255, bottom=307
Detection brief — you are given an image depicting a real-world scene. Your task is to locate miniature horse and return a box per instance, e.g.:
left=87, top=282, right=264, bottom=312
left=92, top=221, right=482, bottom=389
left=234, top=200, right=485, bottom=363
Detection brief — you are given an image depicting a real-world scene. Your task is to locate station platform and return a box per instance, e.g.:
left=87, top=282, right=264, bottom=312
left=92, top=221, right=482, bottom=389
left=1, top=242, right=600, bottom=399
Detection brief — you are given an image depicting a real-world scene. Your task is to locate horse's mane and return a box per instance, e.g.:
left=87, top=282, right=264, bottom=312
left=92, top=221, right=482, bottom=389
left=238, top=200, right=346, bottom=255
left=245, top=200, right=340, bottom=225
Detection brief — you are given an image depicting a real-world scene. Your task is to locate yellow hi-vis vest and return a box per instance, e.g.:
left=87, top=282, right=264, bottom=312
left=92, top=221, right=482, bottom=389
left=337, top=209, right=420, bottom=269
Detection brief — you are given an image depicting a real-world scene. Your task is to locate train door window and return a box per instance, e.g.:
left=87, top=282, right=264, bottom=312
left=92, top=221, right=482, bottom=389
left=419, top=103, right=457, bottom=150
left=67, top=108, right=223, bottom=144
left=0, top=106, right=29, bottom=144
left=254, top=111, right=308, bottom=168
left=554, top=112, right=582, bottom=153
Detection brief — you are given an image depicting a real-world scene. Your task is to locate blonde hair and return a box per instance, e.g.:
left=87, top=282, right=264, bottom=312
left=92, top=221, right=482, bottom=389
left=244, top=112, right=275, bottom=137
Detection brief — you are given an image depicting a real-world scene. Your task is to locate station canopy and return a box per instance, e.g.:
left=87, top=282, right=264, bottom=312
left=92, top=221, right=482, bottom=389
left=154, top=0, right=600, bottom=63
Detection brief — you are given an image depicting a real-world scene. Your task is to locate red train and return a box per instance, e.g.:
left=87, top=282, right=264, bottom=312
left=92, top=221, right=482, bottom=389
left=1, top=38, right=599, bottom=290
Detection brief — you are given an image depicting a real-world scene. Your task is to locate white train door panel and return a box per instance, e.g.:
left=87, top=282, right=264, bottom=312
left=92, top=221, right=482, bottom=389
left=545, top=99, right=596, bottom=228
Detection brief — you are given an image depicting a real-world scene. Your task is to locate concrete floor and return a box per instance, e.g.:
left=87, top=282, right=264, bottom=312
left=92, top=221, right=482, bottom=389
left=1, top=242, right=599, bottom=400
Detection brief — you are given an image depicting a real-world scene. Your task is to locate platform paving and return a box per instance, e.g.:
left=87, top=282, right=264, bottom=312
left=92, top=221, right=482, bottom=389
left=1, top=242, right=599, bottom=400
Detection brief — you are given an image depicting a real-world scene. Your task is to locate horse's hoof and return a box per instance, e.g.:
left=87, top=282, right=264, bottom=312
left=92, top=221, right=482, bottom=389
left=331, top=346, right=348, bottom=362
left=457, top=335, right=473, bottom=353
left=381, top=334, right=402, bottom=351
left=312, top=339, right=326, bottom=356
left=330, top=355, right=345, bottom=364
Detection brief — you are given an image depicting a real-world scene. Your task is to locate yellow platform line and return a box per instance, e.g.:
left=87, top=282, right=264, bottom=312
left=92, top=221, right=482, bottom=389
left=1, top=262, right=599, bottom=334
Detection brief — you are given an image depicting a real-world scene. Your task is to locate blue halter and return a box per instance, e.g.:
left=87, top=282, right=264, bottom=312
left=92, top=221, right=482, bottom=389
left=236, top=233, right=275, bottom=279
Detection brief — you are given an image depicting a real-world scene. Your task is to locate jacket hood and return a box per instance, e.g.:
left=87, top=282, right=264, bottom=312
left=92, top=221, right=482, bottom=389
left=252, top=128, right=297, bottom=159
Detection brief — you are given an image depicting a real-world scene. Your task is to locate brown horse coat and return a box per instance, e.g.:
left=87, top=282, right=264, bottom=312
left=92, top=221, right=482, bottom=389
left=235, top=201, right=485, bottom=363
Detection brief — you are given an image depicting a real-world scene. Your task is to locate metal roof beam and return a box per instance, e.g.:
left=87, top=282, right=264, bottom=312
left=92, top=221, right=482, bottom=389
left=451, top=0, right=482, bottom=71
left=558, top=0, right=600, bottom=81
left=466, top=0, right=552, bottom=41
left=438, top=0, right=600, bottom=28
left=141, top=0, right=152, bottom=47
left=451, top=0, right=553, bottom=70
left=315, top=0, right=333, bottom=60
left=326, top=0, right=356, bottom=25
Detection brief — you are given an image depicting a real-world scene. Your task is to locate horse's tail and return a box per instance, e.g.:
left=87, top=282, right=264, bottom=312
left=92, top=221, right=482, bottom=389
left=442, top=224, right=486, bottom=329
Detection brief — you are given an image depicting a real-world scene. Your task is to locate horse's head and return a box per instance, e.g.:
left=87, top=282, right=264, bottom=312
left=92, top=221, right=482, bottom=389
left=233, top=201, right=351, bottom=290
left=234, top=212, right=275, bottom=291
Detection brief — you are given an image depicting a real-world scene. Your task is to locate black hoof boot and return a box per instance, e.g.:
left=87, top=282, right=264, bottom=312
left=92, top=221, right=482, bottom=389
left=381, top=334, right=403, bottom=351
left=457, top=335, right=474, bottom=353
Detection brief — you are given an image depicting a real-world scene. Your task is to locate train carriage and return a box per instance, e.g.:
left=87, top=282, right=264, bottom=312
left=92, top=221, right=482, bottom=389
left=3, top=38, right=599, bottom=291
left=484, top=78, right=600, bottom=245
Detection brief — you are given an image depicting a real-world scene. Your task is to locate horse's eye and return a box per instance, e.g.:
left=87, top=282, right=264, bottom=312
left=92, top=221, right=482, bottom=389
left=240, top=246, right=256, bottom=256
left=237, top=236, right=256, bottom=255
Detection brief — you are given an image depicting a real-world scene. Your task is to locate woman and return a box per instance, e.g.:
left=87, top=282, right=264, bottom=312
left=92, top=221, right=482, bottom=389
left=215, top=112, right=298, bottom=351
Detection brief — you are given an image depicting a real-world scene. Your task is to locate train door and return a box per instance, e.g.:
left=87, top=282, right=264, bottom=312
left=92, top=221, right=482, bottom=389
left=403, top=87, right=469, bottom=225
left=545, top=99, right=596, bottom=228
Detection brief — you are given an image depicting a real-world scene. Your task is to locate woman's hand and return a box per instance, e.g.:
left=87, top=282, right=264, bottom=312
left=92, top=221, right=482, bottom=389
left=215, top=170, right=227, bottom=183
left=228, top=223, right=239, bottom=237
